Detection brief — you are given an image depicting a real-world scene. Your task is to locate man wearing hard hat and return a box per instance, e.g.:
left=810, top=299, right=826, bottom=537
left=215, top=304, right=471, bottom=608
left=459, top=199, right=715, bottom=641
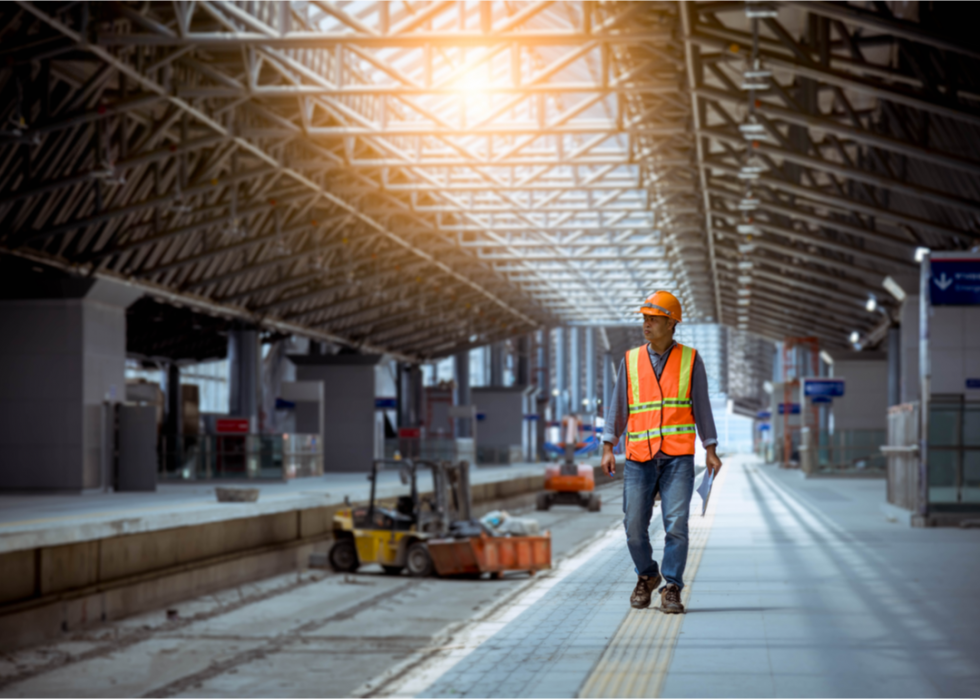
left=600, top=290, right=722, bottom=614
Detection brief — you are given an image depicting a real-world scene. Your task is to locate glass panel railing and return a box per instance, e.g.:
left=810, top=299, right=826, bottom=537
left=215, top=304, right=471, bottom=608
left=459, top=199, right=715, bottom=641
left=928, top=450, right=959, bottom=504
left=928, top=401, right=980, bottom=508
left=963, top=451, right=980, bottom=503
left=283, top=434, right=323, bottom=478
left=158, top=434, right=321, bottom=481
left=964, top=404, right=980, bottom=448
left=815, top=429, right=887, bottom=473
left=929, top=407, right=961, bottom=446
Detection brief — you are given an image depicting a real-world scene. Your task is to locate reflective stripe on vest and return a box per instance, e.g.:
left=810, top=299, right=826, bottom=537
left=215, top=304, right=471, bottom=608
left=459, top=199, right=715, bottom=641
left=627, top=346, right=642, bottom=407
left=677, top=345, right=694, bottom=400
left=624, top=343, right=698, bottom=459
left=627, top=427, right=661, bottom=440
left=660, top=424, right=696, bottom=436
left=630, top=400, right=662, bottom=414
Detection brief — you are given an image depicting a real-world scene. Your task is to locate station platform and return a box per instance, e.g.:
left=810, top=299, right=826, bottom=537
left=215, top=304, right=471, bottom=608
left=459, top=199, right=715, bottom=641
left=0, top=462, right=552, bottom=554
left=373, top=454, right=980, bottom=698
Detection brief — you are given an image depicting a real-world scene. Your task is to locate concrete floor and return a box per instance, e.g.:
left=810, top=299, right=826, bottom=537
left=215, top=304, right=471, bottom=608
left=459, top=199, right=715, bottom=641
left=377, top=455, right=980, bottom=699
left=661, top=457, right=980, bottom=698
left=0, top=480, right=622, bottom=698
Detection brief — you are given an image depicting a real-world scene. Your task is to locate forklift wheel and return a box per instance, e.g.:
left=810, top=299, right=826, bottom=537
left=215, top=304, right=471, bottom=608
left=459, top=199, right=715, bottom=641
left=587, top=494, right=601, bottom=512
left=382, top=566, right=404, bottom=576
left=406, top=541, right=434, bottom=577
left=328, top=540, right=359, bottom=572
left=536, top=492, right=551, bottom=511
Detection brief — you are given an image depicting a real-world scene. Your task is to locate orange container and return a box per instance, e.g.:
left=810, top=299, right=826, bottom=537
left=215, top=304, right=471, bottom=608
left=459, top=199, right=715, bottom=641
left=428, top=533, right=552, bottom=577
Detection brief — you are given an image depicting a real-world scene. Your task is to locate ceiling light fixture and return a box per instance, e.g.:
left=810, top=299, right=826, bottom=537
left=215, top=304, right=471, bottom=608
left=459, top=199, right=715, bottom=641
left=882, top=276, right=907, bottom=302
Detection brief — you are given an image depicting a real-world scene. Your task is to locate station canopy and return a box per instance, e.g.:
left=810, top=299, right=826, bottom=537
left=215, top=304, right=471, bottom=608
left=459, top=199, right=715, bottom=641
left=1, top=2, right=977, bottom=358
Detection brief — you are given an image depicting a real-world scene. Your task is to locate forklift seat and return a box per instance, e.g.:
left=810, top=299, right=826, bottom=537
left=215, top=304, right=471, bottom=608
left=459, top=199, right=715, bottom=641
left=395, top=495, right=415, bottom=518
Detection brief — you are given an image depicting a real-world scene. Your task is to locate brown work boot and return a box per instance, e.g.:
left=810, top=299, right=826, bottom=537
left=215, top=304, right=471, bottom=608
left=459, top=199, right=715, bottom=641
left=630, top=574, right=662, bottom=609
left=659, top=583, right=685, bottom=614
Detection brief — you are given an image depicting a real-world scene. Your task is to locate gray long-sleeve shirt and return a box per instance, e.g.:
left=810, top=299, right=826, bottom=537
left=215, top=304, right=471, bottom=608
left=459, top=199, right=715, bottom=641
left=601, top=341, right=718, bottom=455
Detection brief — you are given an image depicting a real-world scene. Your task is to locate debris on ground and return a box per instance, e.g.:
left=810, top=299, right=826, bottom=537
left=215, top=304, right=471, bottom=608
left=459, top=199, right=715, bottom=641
left=480, top=510, right=541, bottom=537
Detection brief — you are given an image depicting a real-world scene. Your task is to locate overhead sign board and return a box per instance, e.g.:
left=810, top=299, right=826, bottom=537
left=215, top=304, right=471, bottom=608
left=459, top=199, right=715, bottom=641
left=778, top=403, right=801, bottom=415
left=804, top=378, right=845, bottom=398
left=216, top=418, right=250, bottom=434
left=967, top=379, right=980, bottom=390
left=931, top=253, right=980, bottom=306
left=375, top=397, right=397, bottom=409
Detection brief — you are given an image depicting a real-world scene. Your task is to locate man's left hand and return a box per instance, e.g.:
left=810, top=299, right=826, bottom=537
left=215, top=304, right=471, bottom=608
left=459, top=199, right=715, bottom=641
left=706, top=446, right=723, bottom=476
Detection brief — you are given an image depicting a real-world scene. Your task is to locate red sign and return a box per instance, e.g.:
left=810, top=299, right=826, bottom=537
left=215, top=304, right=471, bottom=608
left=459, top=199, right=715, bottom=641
left=216, top=418, right=250, bottom=434
left=398, top=427, right=421, bottom=439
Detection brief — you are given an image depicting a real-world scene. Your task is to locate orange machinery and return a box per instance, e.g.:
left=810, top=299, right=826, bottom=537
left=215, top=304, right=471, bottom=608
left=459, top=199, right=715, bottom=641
left=538, top=413, right=601, bottom=511
left=539, top=462, right=599, bottom=511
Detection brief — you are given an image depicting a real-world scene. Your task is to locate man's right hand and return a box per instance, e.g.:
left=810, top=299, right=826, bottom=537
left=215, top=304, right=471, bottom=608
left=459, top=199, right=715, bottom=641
left=601, top=443, right=617, bottom=478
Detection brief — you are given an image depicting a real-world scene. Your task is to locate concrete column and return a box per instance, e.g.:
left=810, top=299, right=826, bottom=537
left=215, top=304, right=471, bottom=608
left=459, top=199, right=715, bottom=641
left=228, top=326, right=260, bottom=429
left=569, top=326, right=581, bottom=414
left=0, top=270, right=140, bottom=491
left=454, top=351, right=471, bottom=437
left=602, top=352, right=613, bottom=418
left=397, top=364, right=411, bottom=428
left=515, top=335, right=530, bottom=386
left=411, top=365, right=423, bottom=427
left=396, top=362, right=404, bottom=427
left=888, top=325, right=901, bottom=406
left=289, top=354, right=382, bottom=472
left=536, top=329, right=549, bottom=396
left=165, top=363, right=182, bottom=472
left=165, top=363, right=182, bottom=436
left=397, top=364, right=423, bottom=428
left=585, top=327, right=595, bottom=413
left=489, top=342, right=505, bottom=387
left=554, top=327, right=566, bottom=418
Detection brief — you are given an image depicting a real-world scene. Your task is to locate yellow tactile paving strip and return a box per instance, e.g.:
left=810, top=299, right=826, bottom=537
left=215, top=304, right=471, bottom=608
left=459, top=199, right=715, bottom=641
left=578, top=464, right=729, bottom=698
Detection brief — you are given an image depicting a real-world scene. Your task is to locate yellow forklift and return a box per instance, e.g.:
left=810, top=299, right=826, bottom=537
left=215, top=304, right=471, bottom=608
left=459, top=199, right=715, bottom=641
left=328, top=459, right=552, bottom=578
left=328, top=459, right=472, bottom=577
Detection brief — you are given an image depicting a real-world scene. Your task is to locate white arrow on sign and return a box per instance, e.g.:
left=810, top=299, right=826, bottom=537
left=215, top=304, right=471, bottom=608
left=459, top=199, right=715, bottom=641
left=934, top=272, right=954, bottom=291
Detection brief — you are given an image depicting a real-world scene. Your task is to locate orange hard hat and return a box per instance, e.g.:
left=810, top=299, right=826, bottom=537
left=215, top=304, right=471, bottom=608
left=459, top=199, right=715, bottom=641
left=636, top=290, right=683, bottom=323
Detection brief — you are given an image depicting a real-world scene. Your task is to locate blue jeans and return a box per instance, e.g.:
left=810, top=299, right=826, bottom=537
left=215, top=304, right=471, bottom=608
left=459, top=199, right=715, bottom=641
left=622, top=455, right=695, bottom=589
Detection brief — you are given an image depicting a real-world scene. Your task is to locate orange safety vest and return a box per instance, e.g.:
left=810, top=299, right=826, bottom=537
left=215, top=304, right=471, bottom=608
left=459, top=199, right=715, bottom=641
left=624, top=343, right=698, bottom=461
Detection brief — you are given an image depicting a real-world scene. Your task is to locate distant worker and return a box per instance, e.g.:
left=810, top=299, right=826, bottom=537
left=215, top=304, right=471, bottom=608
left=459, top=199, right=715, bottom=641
left=600, top=290, right=722, bottom=614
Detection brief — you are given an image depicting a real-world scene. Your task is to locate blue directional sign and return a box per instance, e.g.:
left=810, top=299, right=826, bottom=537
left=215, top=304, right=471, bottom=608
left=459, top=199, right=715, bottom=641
left=804, top=378, right=845, bottom=398
left=811, top=396, right=833, bottom=404
left=778, top=403, right=801, bottom=415
left=931, top=254, right=980, bottom=306
left=968, top=379, right=980, bottom=390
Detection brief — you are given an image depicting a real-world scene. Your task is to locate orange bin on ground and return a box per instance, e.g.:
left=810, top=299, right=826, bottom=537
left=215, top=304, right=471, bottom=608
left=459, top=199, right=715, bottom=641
left=427, top=533, right=552, bottom=578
